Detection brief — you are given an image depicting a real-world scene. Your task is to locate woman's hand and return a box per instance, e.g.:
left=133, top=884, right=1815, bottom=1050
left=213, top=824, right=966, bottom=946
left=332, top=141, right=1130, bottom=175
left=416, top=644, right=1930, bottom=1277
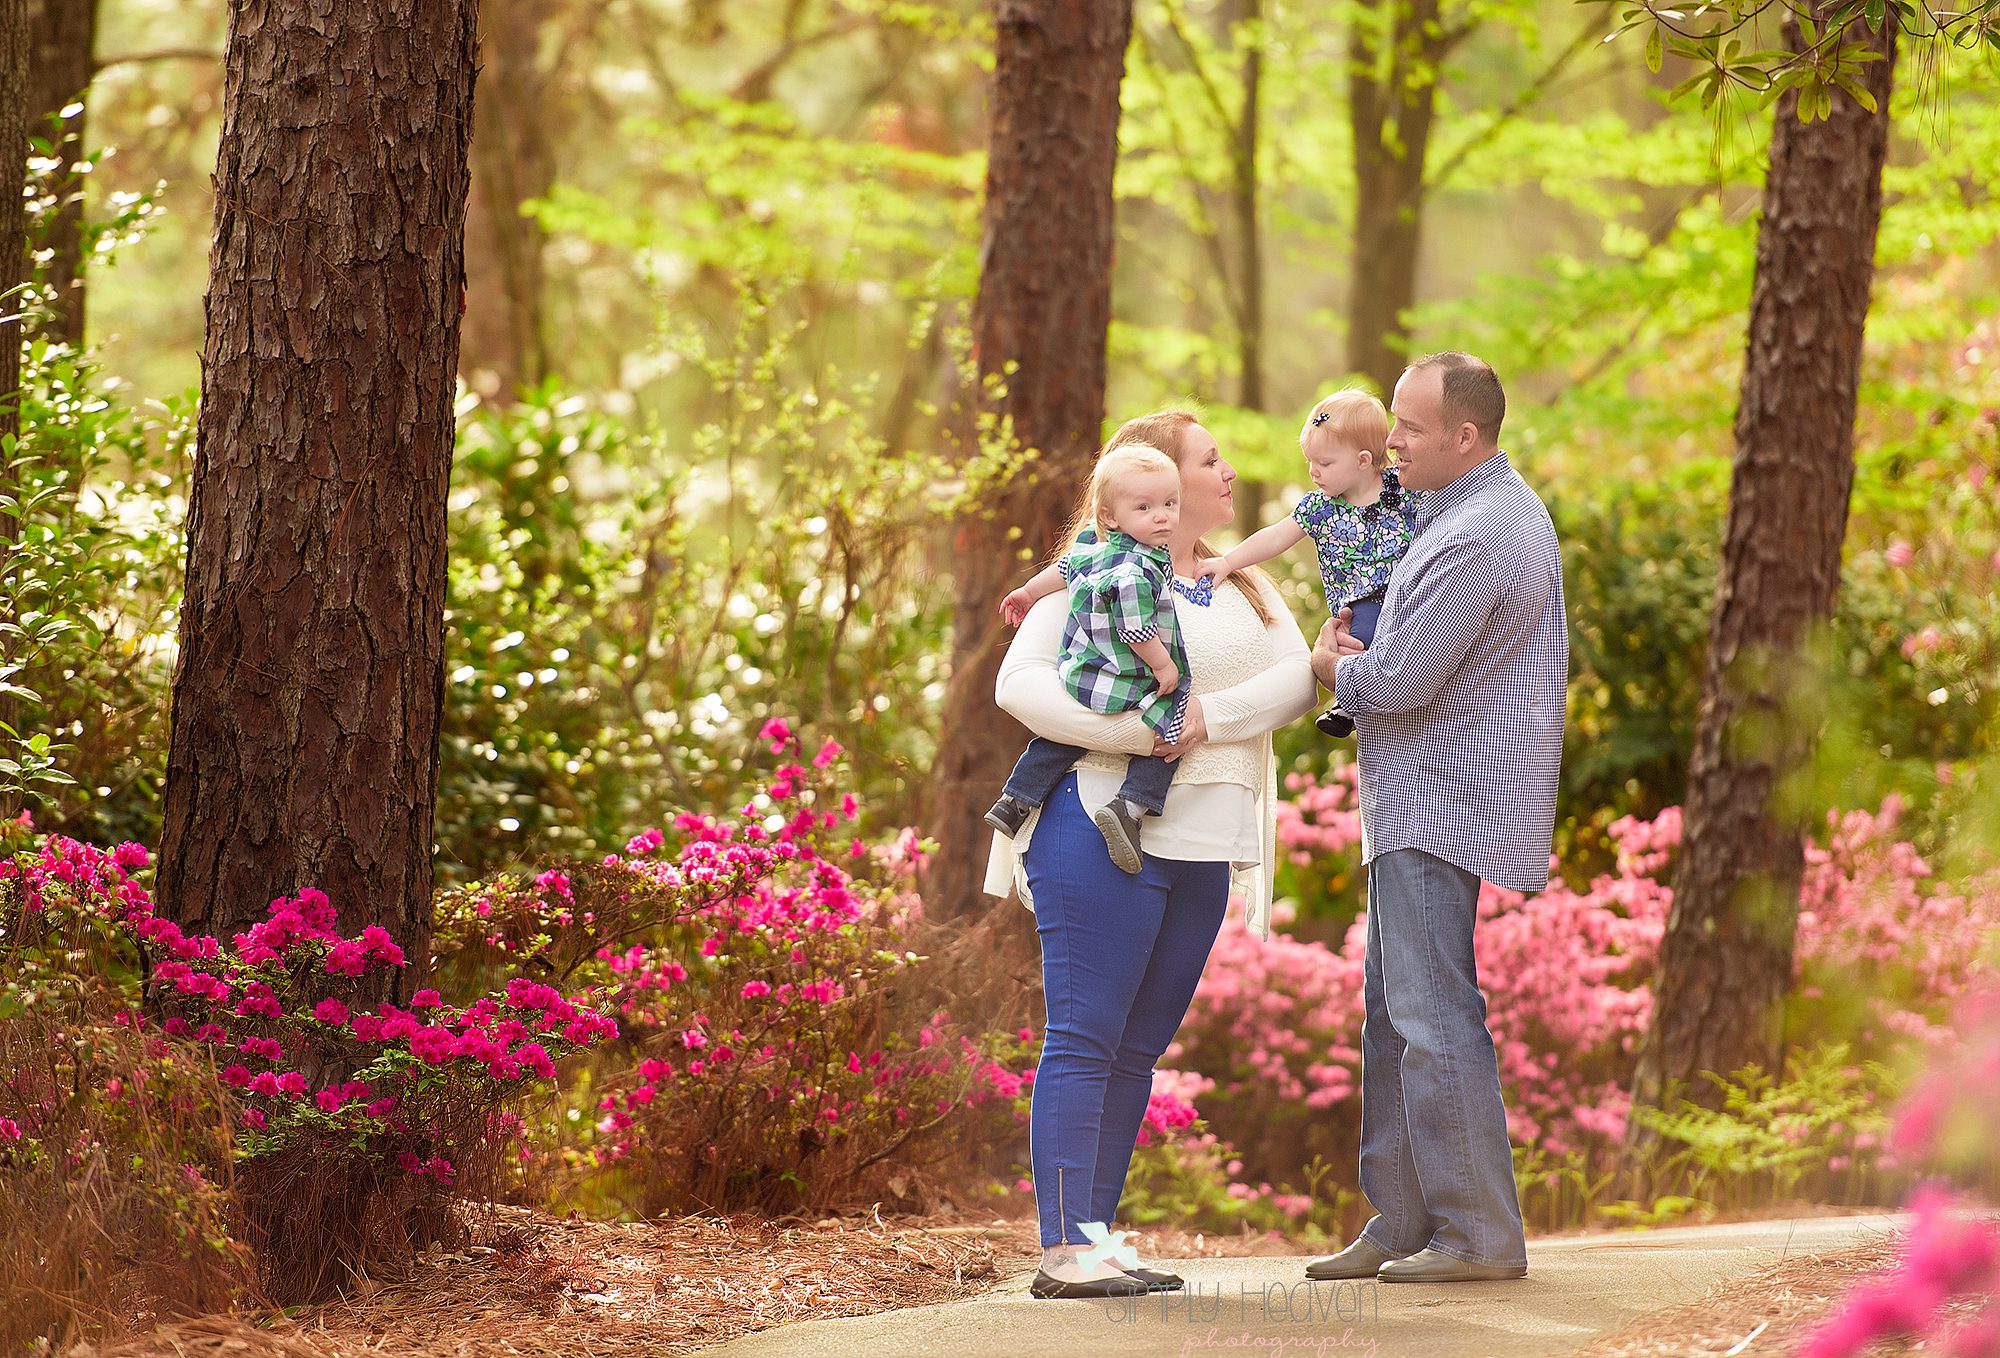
left=1153, top=698, right=1208, bottom=761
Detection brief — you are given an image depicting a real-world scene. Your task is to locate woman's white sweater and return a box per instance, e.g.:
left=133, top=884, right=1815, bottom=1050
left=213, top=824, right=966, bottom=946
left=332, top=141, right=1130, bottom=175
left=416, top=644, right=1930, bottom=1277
left=981, top=571, right=1318, bottom=940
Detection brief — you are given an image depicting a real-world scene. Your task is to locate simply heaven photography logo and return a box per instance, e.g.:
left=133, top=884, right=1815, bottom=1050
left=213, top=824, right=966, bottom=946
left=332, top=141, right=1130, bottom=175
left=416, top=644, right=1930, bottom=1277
left=1067, top=1224, right=1380, bottom=1352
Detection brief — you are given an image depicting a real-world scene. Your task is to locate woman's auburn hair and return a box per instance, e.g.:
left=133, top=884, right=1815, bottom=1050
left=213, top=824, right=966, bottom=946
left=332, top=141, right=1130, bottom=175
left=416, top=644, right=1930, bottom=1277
left=1050, top=408, right=1276, bottom=627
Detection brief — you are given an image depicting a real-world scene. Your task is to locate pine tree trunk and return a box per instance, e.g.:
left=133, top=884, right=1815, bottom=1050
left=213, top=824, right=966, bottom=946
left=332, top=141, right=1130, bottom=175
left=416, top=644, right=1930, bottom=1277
left=156, top=0, right=479, bottom=998
left=1229, top=0, right=1267, bottom=532
left=26, top=0, right=94, bottom=347
left=460, top=0, right=550, bottom=402
left=1629, top=11, right=1896, bottom=1121
left=1, top=0, right=25, bottom=444
left=923, top=0, right=1134, bottom=919
left=1344, top=0, right=1445, bottom=398
left=1, top=0, right=28, bottom=819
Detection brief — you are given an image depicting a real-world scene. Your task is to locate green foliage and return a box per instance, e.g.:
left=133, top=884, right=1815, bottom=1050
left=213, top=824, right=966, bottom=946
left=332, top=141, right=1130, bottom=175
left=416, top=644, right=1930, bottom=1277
left=1633, top=1045, right=1900, bottom=1205
left=1598, top=0, right=1995, bottom=128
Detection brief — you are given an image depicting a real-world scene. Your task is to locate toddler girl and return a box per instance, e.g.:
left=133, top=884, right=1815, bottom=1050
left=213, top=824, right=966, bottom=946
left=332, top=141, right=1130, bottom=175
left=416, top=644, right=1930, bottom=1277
left=986, top=444, right=1193, bottom=873
left=1195, top=389, right=1422, bottom=735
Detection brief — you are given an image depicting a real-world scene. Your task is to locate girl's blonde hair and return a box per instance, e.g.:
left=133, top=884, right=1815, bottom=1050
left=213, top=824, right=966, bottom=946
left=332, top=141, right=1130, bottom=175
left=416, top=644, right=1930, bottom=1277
left=1304, top=388, right=1391, bottom=461
left=1055, top=407, right=1277, bottom=626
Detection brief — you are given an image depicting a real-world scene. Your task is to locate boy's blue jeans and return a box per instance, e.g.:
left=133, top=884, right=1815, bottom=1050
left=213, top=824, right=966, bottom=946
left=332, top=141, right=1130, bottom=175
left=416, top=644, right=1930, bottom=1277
left=1002, top=737, right=1176, bottom=817
left=1023, top=773, right=1230, bottom=1246
left=1356, top=848, right=1528, bottom=1268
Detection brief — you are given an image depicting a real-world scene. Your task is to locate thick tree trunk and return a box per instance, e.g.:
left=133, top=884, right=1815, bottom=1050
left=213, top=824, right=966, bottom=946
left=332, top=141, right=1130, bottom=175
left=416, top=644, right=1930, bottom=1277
left=1629, top=12, right=1895, bottom=1122
left=923, top=0, right=1134, bottom=919
left=26, top=0, right=94, bottom=347
left=157, top=0, right=479, bottom=998
left=460, top=0, right=550, bottom=401
left=1344, top=0, right=1446, bottom=398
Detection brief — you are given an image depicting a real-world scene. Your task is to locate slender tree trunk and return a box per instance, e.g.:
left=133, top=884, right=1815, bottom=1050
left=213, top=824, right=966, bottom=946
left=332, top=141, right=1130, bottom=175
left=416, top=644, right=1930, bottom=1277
left=1, top=0, right=28, bottom=819
left=1629, top=11, right=1896, bottom=1123
left=1, top=0, right=25, bottom=441
left=1230, top=0, right=1268, bottom=531
left=157, top=0, right=480, bottom=999
left=26, top=0, right=94, bottom=347
left=923, top=0, right=1134, bottom=919
left=1344, top=0, right=1447, bottom=397
left=460, top=0, right=550, bottom=402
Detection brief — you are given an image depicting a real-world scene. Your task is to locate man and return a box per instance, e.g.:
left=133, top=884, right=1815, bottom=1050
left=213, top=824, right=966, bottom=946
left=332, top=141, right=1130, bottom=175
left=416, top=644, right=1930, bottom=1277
left=1304, top=352, right=1567, bottom=1284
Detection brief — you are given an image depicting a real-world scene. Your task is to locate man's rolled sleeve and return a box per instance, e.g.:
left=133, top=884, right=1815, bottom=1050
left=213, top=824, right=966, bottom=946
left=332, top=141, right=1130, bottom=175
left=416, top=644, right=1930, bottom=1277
left=1337, top=536, right=1504, bottom=717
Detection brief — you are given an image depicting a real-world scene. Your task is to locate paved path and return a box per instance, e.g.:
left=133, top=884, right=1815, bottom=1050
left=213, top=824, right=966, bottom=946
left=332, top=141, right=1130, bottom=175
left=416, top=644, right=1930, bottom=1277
left=702, top=1213, right=1904, bottom=1358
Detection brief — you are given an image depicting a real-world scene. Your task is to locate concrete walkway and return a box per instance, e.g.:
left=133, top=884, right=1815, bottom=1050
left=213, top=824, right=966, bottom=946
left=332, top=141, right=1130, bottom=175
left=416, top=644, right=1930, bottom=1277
left=701, top=1213, right=1905, bottom=1358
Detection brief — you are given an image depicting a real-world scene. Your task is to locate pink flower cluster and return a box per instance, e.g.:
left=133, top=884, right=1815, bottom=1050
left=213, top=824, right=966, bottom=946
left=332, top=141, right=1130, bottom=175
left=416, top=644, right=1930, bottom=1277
left=2, top=834, right=619, bottom=1180
left=1801, top=1185, right=2000, bottom=1358
left=1172, top=779, right=1999, bottom=1183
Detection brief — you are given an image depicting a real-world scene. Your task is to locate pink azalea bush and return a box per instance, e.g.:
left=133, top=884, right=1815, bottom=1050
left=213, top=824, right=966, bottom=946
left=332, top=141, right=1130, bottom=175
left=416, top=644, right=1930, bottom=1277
left=1800, top=983, right=2000, bottom=1358
left=0, top=829, right=618, bottom=1299
left=1166, top=768, right=2000, bottom=1218
left=460, top=725, right=1036, bottom=1216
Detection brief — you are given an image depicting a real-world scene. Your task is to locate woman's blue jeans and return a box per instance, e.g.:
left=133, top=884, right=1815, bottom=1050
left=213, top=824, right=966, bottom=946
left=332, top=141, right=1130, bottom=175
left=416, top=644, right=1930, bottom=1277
left=1022, top=772, right=1231, bottom=1247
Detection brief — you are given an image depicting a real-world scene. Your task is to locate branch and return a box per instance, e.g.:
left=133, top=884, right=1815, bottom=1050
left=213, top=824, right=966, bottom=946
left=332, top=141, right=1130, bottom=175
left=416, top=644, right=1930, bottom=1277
left=1423, top=21, right=1601, bottom=198
left=94, top=48, right=221, bottom=72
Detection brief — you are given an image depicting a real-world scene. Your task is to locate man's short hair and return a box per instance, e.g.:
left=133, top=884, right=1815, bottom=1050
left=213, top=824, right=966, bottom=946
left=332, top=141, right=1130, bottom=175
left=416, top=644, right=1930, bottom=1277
left=1406, top=351, right=1505, bottom=446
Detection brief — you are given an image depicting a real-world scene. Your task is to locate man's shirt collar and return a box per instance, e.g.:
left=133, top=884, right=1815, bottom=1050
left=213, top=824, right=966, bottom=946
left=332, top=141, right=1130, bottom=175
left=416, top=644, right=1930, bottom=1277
left=1416, top=449, right=1509, bottom=531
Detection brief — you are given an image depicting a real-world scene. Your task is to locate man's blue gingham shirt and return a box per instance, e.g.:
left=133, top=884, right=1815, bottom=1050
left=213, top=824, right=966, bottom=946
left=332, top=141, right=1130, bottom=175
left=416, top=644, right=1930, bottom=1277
left=1334, top=451, right=1567, bottom=893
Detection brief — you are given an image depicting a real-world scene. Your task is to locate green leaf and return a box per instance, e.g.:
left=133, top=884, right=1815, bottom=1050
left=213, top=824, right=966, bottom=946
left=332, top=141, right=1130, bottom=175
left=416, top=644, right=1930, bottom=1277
left=1647, top=25, right=1664, bottom=70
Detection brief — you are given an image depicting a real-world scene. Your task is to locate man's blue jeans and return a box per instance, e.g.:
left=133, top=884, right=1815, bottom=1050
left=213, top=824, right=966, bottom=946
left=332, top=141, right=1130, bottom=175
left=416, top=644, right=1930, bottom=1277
left=1357, top=847, right=1527, bottom=1268
left=1023, top=773, right=1230, bottom=1246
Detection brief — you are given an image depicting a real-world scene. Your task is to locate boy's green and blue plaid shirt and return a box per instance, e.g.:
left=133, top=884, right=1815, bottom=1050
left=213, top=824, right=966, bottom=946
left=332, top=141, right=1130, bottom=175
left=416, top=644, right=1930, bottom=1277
left=1055, top=527, right=1191, bottom=741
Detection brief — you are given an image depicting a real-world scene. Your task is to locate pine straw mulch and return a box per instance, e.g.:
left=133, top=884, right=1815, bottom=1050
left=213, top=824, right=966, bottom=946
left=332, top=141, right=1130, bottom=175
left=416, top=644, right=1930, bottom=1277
left=78, top=1205, right=1329, bottom=1358
left=84, top=1205, right=1013, bottom=1358
left=1566, top=1233, right=1909, bottom=1358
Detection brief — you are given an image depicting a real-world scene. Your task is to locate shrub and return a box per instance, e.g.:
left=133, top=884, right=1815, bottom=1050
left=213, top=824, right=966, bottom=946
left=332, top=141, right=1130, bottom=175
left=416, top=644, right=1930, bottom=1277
left=1, top=827, right=619, bottom=1302
left=1173, top=776, right=2000, bottom=1226
left=1800, top=982, right=2000, bottom=1358
left=0, top=811, right=253, bottom=1350
left=540, top=724, right=1031, bottom=1215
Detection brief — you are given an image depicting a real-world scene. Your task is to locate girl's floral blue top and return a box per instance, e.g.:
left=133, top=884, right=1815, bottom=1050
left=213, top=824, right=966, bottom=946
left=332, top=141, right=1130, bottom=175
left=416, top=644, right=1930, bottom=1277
left=1290, top=465, right=1426, bottom=612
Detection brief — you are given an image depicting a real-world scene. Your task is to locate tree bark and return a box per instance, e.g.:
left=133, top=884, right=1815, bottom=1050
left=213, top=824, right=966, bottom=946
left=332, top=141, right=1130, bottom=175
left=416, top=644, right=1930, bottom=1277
left=1, top=0, right=28, bottom=819
left=1229, top=0, right=1268, bottom=531
left=1344, top=0, right=1449, bottom=397
left=923, top=0, right=1134, bottom=919
left=460, top=0, right=550, bottom=402
left=157, top=0, right=479, bottom=998
left=1629, top=11, right=1896, bottom=1121
left=26, top=0, right=95, bottom=347
left=1, top=0, right=25, bottom=440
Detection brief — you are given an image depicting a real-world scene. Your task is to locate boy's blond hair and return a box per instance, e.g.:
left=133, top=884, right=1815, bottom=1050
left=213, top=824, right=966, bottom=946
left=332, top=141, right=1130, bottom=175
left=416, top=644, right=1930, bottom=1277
left=1305, top=389, right=1391, bottom=460
left=1083, top=444, right=1178, bottom=533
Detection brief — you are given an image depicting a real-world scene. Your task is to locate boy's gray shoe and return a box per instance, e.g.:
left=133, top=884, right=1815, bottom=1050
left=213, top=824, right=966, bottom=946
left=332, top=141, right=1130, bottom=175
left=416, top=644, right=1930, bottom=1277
left=984, top=796, right=1033, bottom=837
left=1092, top=800, right=1144, bottom=874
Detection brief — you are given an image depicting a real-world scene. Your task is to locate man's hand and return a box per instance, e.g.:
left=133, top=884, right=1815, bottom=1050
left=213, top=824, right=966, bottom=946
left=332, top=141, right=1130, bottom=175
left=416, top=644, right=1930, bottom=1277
left=1153, top=698, right=1208, bottom=760
left=998, top=587, right=1035, bottom=627
left=1311, top=608, right=1366, bottom=691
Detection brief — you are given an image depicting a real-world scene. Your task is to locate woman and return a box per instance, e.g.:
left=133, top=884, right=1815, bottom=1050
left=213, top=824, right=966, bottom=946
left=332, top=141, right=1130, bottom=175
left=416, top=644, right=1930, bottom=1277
left=982, top=410, right=1318, bottom=1299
